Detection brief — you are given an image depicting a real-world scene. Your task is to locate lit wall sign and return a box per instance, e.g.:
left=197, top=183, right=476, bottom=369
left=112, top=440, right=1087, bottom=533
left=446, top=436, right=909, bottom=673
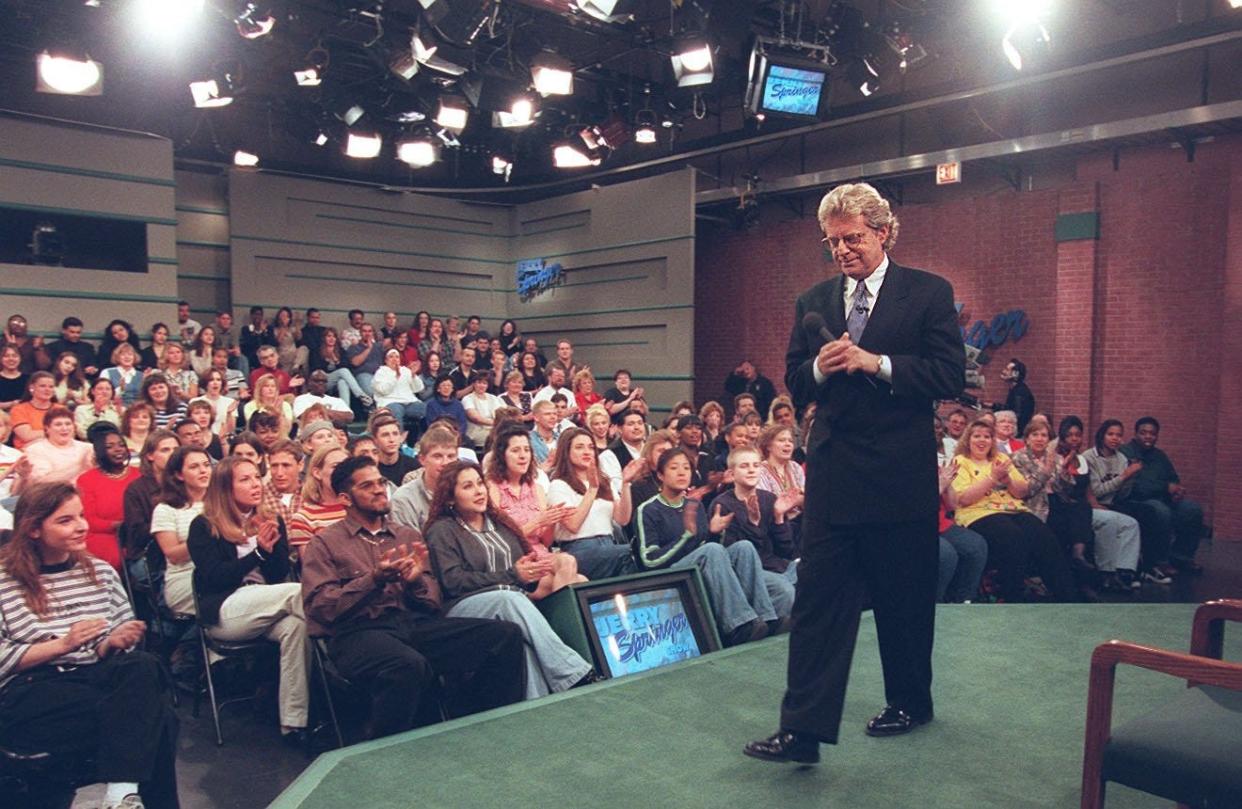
left=936, top=161, right=961, bottom=185
left=516, top=257, right=564, bottom=300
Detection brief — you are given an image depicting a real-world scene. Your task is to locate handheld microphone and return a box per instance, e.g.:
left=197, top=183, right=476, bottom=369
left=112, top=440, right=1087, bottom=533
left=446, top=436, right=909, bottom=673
left=802, top=311, right=837, bottom=343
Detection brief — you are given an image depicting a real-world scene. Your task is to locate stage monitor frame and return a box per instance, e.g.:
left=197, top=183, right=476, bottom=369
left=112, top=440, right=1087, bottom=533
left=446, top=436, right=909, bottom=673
left=573, top=568, right=721, bottom=680
left=745, top=50, right=831, bottom=121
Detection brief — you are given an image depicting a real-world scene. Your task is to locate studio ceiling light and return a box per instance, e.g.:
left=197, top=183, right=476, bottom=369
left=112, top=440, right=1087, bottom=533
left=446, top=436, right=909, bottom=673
left=434, top=98, right=469, bottom=131
left=493, top=94, right=537, bottom=128
left=189, top=79, right=232, bottom=108
left=293, top=67, right=321, bottom=86
left=671, top=35, right=714, bottom=87
left=345, top=132, right=382, bottom=158
left=233, top=150, right=259, bottom=166
left=235, top=3, right=275, bottom=39
left=574, top=0, right=635, bottom=24
left=135, top=0, right=203, bottom=35
left=531, top=51, right=573, bottom=96
left=36, top=51, right=103, bottom=95
left=397, top=138, right=437, bottom=167
left=553, top=141, right=600, bottom=168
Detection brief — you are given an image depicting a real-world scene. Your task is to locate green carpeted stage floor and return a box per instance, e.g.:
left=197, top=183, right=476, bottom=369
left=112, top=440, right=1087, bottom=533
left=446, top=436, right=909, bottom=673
left=271, top=604, right=1238, bottom=809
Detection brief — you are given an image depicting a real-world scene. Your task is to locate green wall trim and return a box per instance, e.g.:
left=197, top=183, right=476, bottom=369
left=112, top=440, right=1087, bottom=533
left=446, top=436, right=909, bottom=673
left=570, top=340, right=650, bottom=348
left=282, top=273, right=494, bottom=294
left=234, top=303, right=506, bottom=321
left=230, top=233, right=512, bottom=266
left=177, top=273, right=225, bottom=281
left=514, top=303, right=692, bottom=321
left=1054, top=211, right=1100, bottom=242
left=0, top=200, right=177, bottom=226
left=520, top=222, right=588, bottom=237
left=315, top=212, right=511, bottom=239
left=2, top=287, right=178, bottom=304
left=518, top=233, right=693, bottom=263
left=177, top=239, right=230, bottom=249
left=176, top=204, right=229, bottom=216
left=148, top=257, right=179, bottom=266
left=0, top=156, right=177, bottom=188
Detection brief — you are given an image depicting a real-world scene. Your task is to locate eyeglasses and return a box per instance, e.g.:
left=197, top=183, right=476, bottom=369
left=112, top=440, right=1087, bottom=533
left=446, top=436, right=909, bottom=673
left=821, top=231, right=873, bottom=251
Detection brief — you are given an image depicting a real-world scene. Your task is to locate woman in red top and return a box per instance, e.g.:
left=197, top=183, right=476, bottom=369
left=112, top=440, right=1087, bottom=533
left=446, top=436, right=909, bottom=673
left=75, top=424, right=140, bottom=569
left=572, top=368, right=602, bottom=420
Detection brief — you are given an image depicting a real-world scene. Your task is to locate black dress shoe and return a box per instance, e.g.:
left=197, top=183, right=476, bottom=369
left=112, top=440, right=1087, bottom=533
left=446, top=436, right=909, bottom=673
left=572, top=669, right=604, bottom=688
left=724, top=618, right=770, bottom=647
left=743, top=731, right=820, bottom=764
left=865, top=706, right=933, bottom=737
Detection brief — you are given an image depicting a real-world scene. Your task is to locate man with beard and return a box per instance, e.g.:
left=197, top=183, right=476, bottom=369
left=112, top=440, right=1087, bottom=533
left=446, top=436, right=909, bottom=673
left=300, top=456, right=525, bottom=739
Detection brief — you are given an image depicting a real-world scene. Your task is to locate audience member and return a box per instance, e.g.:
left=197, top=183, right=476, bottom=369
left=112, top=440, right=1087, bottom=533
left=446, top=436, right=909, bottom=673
left=950, top=419, right=1075, bottom=602
left=572, top=368, right=602, bottom=418
left=390, top=428, right=460, bottom=530
left=517, top=351, right=545, bottom=392
left=344, top=323, right=385, bottom=396
left=76, top=425, right=139, bottom=569
left=546, top=427, right=639, bottom=580
left=243, top=374, right=294, bottom=437
left=533, top=366, right=576, bottom=418
left=271, top=307, right=308, bottom=377
left=139, top=322, right=171, bottom=371
left=298, top=309, right=326, bottom=368
left=999, top=358, right=1035, bottom=433
left=10, top=370, right=57, bottom=449
left=45, top=316, right=98, bottom=377
left=195, top=369, right=239, bottom=438
left=499, top=370, right=534, bottom=424
left=497, top=319, right=521, bottom=356
left=212, top=310, right=245, bottom=373
left=698, top=401, right=726, bottom=457
left=1120, top=416, right=1205, bottom=573
left=175, top=301, right=201, bottom=345
left=603, top=369, right=644, bottom=423
left=725, top=360, right=777, bottom=424
left=250, top=345, right=304, bottom=396
left=994, top=411, right=1024, bottom=455
left=521, top=336, right=548, bottom=368
left=51, top=351, right=89, bottom=406
left=12, top=406, right=94, bottom=494
left=210, top=347, right=250, bottom=400
left=141, top=373, right=189, bottom=432
left=732, top=392, right=758, bottom=422
left=713, top=446, right=799, bottom=619
left=301, top=456, right=525, bottom=739
left=287, top=444, right=350, bottom=551
left=0, top=482, right=180, bottom=809
left=121, top=403, right=155, bottom=455
left=4, top=313, right=50, bottom=372
left=121, top=430, right=181, bottom=577
left=188, top=455, right=309, bottom=744
left=528, top=400, right=562, bottom=468
left=339, top=309, right=365, bottom=350
left=189, top=325, right=217, bottom=378
left=262, top=440, right=305, bottom=523
left=248, top=411, right=285, bottom=456
left=97, top=319, right=142, bottom=375
left=462, top=372, right=504, bottom=451
left=365, top=413, right=415, bottom=486
left=546, top=339, right=582, bottom=381
left=484, top=427, right=569, bottom=553
left=239, top=306, right=276, bottom=371
left=70, top=377, right=117, bottom=441
left=292, top=370, right=353, bottom=424
left=0, top=413, right=20, bottom=504
left=633, top=447, right=775, bottom=646
left=424, top=460, right=597, bottom=698
left=1082, top=419, right=1174, bottom=585
left=152, top=446, right=212, bottom=616
left=0, top=344, right=27, bottom=412
left=100, top=343, right=144, bottom=408
left=373, top=348, right=426, bottom=433
left=935, top=459, right=988, bottom=603
left=425, top=375, right=468, bottom=438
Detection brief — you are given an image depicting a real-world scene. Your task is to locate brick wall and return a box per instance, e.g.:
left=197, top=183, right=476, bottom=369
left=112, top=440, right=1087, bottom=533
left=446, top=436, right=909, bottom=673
left=695, top=134, right=1242, bottom=538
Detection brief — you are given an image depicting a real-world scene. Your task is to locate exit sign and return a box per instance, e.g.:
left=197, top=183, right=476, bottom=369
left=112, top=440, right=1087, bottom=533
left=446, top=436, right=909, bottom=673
left=936, top=162, right=961, bottom=185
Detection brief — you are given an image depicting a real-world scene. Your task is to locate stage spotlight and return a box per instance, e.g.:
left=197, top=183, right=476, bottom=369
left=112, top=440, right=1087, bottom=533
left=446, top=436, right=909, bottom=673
left=345, top=132, right=382, bottom=158
left=135, top=0, right=203, bottom=36
left=634, top=110, right=657, bottom=144
left=434, top=97, right=469, bottom=131
left=671, top=35, right=714, bottom=87
left=36, top=51, right=103, bottom=95
left=330, top=100, right=366, bottom=126
left=574, top=0, right=635, bottom=24
left=1002, top=21, right=1051, bottom=70
left=553, top=140, right=601, bottom=168
left=1230, top=0, right=1242, bottom=9
left=314, top=131, right=329, bottom=146
left=492, top=94, right=537, bottom=128
left=397, top=137, right=437, bottom=167
left=233, top=150, right=259, bottom=166
left=235, top=3, right=275, bottom=39
left=189, top=79, right=232, bottom=108
left=531, top=51, right=573, bottom=96
left=294, top=67, right=321, bottom=86
left=491, top=154, right=512, bottom=178
left=389, top=49, right=419, bottom=81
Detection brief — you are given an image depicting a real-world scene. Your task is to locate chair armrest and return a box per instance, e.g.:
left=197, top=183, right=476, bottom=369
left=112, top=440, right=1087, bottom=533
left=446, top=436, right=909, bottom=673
left=1081, top=640, right=1242, bottom=809
left=1191, top=599, right=1242, bottom=660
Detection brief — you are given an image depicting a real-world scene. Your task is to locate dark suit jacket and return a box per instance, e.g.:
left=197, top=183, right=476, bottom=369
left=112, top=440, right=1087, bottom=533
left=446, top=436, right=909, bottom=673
left=785, top=261, right=964, bottom=525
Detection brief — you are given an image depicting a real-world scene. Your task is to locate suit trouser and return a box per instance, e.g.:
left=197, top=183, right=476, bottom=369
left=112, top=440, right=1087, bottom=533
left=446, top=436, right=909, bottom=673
left=0, top=651, right=180, bottom=809
left=780, top=517, right=938, bottom=744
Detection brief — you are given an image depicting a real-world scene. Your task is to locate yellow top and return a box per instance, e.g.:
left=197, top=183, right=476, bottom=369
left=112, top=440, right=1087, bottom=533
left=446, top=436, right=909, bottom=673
left=952, top=455, right=1029, bottom=527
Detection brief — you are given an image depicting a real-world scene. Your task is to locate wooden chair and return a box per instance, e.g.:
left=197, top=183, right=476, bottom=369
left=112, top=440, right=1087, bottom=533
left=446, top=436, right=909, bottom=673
left=1081, top=598, right=1242, bottom=809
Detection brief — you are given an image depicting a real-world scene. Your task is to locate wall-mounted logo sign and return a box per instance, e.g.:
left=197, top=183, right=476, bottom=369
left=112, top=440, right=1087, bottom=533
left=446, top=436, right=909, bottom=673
left=516, top=258, right=564, bottom=300
left=961, top=307, right=1029, bottom=350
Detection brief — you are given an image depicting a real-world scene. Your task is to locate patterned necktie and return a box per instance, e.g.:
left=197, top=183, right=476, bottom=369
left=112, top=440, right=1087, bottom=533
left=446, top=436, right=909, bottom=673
left=846, top=280, right=871, bottom=342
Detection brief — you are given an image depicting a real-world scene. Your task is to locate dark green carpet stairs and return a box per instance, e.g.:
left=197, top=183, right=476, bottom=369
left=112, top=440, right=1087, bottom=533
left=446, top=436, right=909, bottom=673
left=272, top=604, right=1237, bottom=809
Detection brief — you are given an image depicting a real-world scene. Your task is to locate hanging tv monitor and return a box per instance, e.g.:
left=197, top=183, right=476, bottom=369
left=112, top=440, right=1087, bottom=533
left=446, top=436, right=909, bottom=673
left=746, top=51, right=831, bottom=121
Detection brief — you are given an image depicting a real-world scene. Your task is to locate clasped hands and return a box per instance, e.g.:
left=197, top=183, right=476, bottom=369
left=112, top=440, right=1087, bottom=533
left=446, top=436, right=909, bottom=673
left=514, top=552, right=554, bottom=584
left=375, top=542, right=431, bottom=583
left=815, top=332, right=881, bottom=378
left=62, top=617, right=146, bottom=658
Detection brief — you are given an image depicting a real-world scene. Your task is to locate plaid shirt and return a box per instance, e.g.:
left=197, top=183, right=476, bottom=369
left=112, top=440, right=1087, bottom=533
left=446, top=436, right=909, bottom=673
left=262, top=480, right=303, bottom=524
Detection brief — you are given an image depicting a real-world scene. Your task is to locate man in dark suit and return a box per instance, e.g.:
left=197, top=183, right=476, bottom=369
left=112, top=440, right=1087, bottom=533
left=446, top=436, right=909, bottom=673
left=745, top=182, right=964, bottom=764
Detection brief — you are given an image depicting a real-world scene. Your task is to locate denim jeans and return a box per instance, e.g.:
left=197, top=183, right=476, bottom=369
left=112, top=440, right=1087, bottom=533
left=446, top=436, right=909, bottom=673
left=326, top=368, right=367, bottom=406
left=385, top=400, right=427, bottom=429
left=354, top=371, right=375, bottom=397
left=763, top=560, right=800, bottom=618
left=674, top=540, right=777, bottom=635
left=558, top=535, right=637, bottom=580
left=1132, top=497, right=1204, bottom=562
left=937, top=525, right=988, bottom=603
left=446, top=590, right=593, bottom=698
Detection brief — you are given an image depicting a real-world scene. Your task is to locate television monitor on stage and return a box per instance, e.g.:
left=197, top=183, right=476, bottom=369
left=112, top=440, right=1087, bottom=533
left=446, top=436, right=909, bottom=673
left=745, top=51, right=830, bottom=121
left=574, top=569, right=720, bottom=679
